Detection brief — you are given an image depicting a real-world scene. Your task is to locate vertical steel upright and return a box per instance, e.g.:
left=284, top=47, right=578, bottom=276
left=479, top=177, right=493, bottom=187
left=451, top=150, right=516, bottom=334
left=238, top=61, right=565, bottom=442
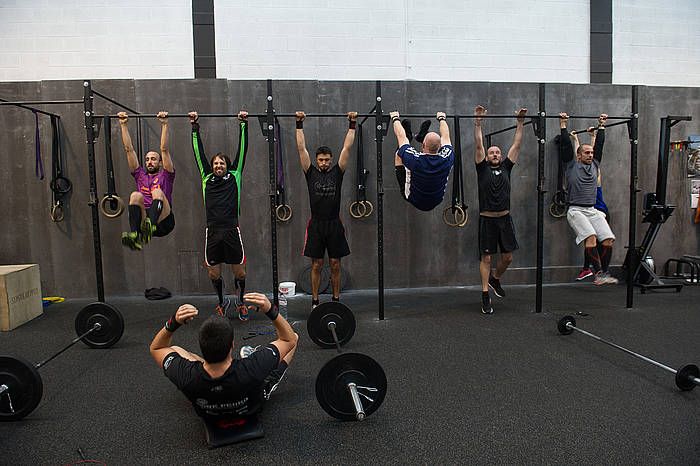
left=626, top=86, right=639, bottom=308
left=82, top=80, right=105, bottom=302
left=266, top=79, right=279, bottom=307
left=535, top=83, right=546, bottom=313
left=375, top=81, right=385, bottom=320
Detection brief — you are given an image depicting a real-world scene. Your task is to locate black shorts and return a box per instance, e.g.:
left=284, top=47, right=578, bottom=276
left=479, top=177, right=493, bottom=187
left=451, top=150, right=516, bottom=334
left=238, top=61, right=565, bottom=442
left=154, top=212, right=175, bottom=237
left=205, top=226, right=245, bottom=266
left=303, top=218, right=350, bottom=259
left=479, top=214, right=519, bottom=255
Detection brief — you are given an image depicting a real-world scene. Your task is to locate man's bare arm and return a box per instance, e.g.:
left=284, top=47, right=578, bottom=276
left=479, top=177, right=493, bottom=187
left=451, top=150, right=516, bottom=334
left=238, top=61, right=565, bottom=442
left=337, top=112, right=358, bottom=172
left=474, top=105, right=486, bottom=163
left=117, top=112, right=139, bottom=172
left=295, top=111, right=311, bottom=173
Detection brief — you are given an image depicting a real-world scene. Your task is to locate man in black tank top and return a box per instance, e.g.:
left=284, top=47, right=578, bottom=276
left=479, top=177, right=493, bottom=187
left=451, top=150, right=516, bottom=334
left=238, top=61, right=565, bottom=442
left=295, top=111, right=357, bottom=309
left=474, top=105, right=527, bottom=314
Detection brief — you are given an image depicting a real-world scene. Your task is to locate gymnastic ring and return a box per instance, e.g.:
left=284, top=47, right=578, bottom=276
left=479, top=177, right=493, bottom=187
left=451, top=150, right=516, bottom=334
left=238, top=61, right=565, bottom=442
left=99, top=195, right=125, bottom=219
left=361, top=200, right=374, bottom=218
left=549, top=202, right=567, bottom=219
left=443, top=204, right=467, bottom=227
left=50, top=202, right=65, bottom=223
left=50, top=176, right=72, bottom=195
left=457, top=206, right=469, bottom=227
left=552, top=190, right=567, bottom=207
left=349, top=201, right=367, bottom=219
left=275, top=204, right=293, bottom=222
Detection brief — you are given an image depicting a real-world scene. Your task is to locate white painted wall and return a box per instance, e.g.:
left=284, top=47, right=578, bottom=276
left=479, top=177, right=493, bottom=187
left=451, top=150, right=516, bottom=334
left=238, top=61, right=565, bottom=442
left=0, top=0, right=194, bottom=81
left=613, top=0, right=700, bottom=86
left=214, top=0, right=591, bottom=83
left=3, top=0, right=700, bottom=86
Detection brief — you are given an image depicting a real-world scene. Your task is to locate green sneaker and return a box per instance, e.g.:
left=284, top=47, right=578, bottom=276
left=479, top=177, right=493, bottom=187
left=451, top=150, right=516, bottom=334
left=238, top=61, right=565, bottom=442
left=121, top=231, right=143, bottom=251
left=140, top=218, right=157, bottom=244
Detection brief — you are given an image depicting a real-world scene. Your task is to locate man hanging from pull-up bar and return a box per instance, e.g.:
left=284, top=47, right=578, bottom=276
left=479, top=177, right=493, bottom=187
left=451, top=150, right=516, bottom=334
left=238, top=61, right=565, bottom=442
left=559, top=113, right=618, bottom=286
left=390, top=111, right=454, bottom=211
left=295, top=111, right=357, bottom=310
left=189, top=110, right=251, bottom=319
left=118, top=111, right=176, bottom=251
left=474, top=105, right=527, bottom=315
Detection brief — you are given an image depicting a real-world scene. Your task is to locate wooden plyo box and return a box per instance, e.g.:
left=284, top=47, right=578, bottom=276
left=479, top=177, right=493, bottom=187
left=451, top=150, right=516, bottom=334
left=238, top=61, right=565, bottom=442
left=0, top=264, right=43, bottom=331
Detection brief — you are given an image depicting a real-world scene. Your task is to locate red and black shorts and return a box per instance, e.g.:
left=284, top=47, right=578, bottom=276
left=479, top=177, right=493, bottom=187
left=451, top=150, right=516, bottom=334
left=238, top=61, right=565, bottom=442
left=303, top=218, right=350, bottom=259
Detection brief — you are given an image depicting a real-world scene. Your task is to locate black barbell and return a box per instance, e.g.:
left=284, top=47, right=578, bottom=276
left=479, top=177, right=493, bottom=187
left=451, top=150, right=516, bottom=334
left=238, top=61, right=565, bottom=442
left=307, top=301, right=387, bottom=421
left=0, top=302, right=124, bottom=421
left=557, top=315, right=699, bottom=391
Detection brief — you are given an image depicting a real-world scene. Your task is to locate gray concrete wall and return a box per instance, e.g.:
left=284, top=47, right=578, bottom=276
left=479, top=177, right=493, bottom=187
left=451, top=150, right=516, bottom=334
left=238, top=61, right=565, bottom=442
left=1, top=80, right=698, bottom=298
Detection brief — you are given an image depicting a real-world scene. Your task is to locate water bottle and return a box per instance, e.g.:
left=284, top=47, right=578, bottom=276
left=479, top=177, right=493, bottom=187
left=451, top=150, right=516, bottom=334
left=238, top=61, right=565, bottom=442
left=279, top=292, right=288, bottom=320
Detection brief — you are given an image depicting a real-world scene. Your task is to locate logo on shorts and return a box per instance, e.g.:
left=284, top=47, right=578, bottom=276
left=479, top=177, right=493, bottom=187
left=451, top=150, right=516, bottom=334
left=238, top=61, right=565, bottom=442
left=163, top=355, right=175, bottom=370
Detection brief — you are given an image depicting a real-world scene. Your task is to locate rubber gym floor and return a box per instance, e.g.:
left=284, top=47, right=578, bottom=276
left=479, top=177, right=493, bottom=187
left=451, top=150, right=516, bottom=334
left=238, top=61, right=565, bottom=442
left=1, top=282, right=698, bottom=465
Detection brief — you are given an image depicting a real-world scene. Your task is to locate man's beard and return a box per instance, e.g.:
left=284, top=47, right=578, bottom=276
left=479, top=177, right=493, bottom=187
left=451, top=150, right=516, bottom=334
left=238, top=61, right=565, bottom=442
left=146, top=165, right=159, bottom=174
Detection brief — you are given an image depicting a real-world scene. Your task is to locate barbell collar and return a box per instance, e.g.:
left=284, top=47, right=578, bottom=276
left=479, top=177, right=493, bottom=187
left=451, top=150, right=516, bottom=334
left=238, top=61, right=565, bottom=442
left=347, top=383, right=365, bottom=421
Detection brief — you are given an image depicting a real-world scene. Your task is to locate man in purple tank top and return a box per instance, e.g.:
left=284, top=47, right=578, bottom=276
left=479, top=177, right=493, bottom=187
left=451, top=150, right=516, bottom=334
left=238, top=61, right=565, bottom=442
left=118, top=111, right=176, bottom=250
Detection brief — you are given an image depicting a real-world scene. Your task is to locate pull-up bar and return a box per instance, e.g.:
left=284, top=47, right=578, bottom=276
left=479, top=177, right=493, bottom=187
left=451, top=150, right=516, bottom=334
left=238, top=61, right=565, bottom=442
left=0, top=97, right=60, bottom=118
left=0, top=99, right=84, bottom=106
left=570, top=119, right=633, bottom=135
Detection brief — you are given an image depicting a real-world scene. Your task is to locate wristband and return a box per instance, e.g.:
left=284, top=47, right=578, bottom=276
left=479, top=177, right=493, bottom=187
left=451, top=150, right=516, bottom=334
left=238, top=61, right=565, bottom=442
left=349, top=120, right=356, bottom=129
left=296, top=120, right=303, bottom=129
left=437, top=116, right=446, bottom=122
left=165, top=314, right=181, bottom=332
left=266, top=306, right=279, bottom=321
left=391, top=117, right=400, bottom=123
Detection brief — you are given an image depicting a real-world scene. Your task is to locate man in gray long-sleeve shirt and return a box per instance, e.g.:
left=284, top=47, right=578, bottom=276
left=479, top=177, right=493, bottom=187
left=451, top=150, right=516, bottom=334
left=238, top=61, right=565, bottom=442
left=559, top=113, right=618, bottom=285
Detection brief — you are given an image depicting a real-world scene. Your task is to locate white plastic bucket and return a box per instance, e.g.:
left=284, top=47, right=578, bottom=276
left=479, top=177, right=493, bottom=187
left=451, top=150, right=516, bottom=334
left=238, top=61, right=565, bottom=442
left=279, top=281, right=296, bottom=297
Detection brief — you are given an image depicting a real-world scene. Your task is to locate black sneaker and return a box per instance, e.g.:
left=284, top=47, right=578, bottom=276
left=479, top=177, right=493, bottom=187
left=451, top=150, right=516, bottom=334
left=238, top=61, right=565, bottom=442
left=488, top=275, right=506, bottom=298
left=401, top=119, right=413, bottom=142
left=263, top=365, right=288, bottom=400
left=415, top=120, right=431, bottom=143
left=481, top=292, right=493, bottom=315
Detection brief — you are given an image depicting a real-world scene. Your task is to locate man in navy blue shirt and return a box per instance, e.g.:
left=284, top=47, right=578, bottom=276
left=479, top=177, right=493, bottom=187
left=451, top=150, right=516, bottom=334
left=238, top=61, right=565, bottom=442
left=391, top=111, right=455, bottom=211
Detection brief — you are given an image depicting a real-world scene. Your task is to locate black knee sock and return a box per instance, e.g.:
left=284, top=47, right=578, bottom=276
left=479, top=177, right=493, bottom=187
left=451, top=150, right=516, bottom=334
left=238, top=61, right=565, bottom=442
left=147, top=199, right=163, bottom=226
left=599, top=244, right=612, bottom=272
left=395, top=166, right=408, bottom=200
left=235, top=277, right=245, bottom=302
left=585, top=247, right=602, bottom=273
left=128, top=205, right=142, bottom=232
left=582, top=248, right=589, bottom=269
left=416, top=120, right=431, bottom=143
left=212, top=278, right=224, bottom=304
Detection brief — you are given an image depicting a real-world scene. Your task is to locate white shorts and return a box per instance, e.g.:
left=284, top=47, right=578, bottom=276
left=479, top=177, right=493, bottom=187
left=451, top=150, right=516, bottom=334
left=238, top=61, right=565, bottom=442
left=566, top=206, right=615, bottom=245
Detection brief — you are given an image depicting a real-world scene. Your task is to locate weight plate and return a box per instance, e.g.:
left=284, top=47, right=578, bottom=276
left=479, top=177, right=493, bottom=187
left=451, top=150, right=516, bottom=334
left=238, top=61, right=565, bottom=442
left=0, top=355, right=43, bottom=421
left=557, top=315, right=576, bottom=335
left=315, top=353, right=387, bottom=421
left=75, top=302, right=125, bottom=349
left=675, top=364, right=699, bottom=391
left=307, top=302, right=356, bottom=349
